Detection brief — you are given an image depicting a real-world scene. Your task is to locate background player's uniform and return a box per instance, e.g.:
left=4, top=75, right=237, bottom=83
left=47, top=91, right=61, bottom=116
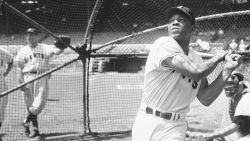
left=229, top=40, right=238, bottom=51
left=0, top=48, right=13, bottom=124
left=224, top=81, right=250, bottom=141
left=232, top=82, right=250, bottom=141
left=15, top=43, right=59, bottom=115
left=132, top=37, right=203, bottom=141
left=238, top=40, right=248, bottom=51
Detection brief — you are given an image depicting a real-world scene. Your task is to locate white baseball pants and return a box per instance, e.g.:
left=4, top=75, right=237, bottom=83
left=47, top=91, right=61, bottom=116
left=23, top=74, right=49, bottom=115
left=132, top=110, right=187, bottom=141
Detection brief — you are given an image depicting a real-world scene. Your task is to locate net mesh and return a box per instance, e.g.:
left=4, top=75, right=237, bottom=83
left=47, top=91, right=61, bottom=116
left=0, top=0, right=90, bottom=140
left=0, top=0, right=250, bottom=140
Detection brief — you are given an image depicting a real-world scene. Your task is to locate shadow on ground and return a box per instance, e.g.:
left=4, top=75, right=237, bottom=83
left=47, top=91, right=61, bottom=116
left=24, top=132, right=79, bottom=141
left=42, top=132, right=78, bottom=138
left=44, top=130, right=131, bottom=141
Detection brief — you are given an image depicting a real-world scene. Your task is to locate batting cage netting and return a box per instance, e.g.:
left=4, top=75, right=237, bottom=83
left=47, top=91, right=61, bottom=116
left=0, top=0, right=250, bottom=140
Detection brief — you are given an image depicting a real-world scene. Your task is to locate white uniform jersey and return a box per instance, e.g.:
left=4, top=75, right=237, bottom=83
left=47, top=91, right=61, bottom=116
left=234, top=82, right=250, bottom=117
left=229, top=41, right=238, bottom=50
left=238, top=43, right=248, bottom=51
left=196, top=39, right=211, bottom=51
left=15, top=44, right=56, bottom=73
left=142, top=36, right=202, bottom=114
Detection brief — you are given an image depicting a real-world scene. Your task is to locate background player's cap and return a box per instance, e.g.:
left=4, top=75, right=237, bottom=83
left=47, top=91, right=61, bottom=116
left=26, top=28, right=39, bottom=34
left=165, top=6, right=195, bottom=25
left=232, top=71, right=244, bottom=82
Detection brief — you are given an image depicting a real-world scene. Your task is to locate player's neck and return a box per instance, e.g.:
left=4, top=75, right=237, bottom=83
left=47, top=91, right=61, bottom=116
left=176, top=39, right=190, bottom=55
left=28, top=43, right=37, bottom=48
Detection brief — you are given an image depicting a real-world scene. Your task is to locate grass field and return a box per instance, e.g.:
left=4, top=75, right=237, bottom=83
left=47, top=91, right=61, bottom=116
left=0, top=65, right=232, bottom=141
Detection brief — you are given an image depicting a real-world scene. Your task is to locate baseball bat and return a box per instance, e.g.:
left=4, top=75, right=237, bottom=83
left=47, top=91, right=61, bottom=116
left=197, top=50, right=250, bottom=60
left=233, top=50, right=250, bottom=55
left=232, top=50, right=250, bottom=61
left=4, top=2, right=77, bottom=52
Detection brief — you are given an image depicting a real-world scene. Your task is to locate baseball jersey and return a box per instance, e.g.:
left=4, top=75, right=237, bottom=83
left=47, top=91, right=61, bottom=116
left=142, top=36, right=203, bottom=114
left=15, top=44, right=57, bottom=73
left=234, top=82, right=250, bottom=117
left=239, top=43, right=248, bottom=51
left=196, top=39, right=210, bottom=51
left=229, top=92, right=243, bottom=122
left=229, top=41, right=238, bottom=50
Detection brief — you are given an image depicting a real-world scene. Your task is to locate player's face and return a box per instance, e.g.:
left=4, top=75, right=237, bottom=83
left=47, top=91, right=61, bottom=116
left=26, top=33, right=37, bottom=45
left=224, top=75, right=240, bottom=97
left=167, top=13, right=193, bottom=40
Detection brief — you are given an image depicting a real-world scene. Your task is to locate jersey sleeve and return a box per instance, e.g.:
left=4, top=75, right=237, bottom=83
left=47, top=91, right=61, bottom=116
left=42, top=44, right=61, bottom=57
left=151, top=37, right=183, bottom=68
left=189, top=48, right=204, bottom=64
left=0, top=47, right=13, bottom=63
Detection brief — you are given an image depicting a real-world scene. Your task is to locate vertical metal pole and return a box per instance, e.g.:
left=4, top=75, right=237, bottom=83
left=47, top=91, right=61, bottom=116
left=86, top=57, right=92, bottom=133
left=82, top=0, right=103, bottom=134
left=82, top=57, right=87, bottom=134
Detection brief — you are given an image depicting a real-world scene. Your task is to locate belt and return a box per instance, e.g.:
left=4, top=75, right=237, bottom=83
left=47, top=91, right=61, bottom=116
left=144, top=106, right=182, bottom=121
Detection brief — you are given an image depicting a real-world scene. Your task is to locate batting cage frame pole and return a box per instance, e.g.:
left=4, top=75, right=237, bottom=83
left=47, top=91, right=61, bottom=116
left=77, top=0, right=104, bottom=135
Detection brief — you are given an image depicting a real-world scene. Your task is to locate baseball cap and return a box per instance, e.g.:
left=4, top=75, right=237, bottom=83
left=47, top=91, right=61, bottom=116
left=224, top=71, right=244, bottom=97
left=232, top=72, right=244, bottom=82
left=165, top=6, right=195, bottom=25
left=26, top=28, right=39, bottom=34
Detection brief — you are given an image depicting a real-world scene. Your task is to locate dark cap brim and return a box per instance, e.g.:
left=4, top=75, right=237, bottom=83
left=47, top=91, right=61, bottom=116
left=165, top=7, right=195, bottom=25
